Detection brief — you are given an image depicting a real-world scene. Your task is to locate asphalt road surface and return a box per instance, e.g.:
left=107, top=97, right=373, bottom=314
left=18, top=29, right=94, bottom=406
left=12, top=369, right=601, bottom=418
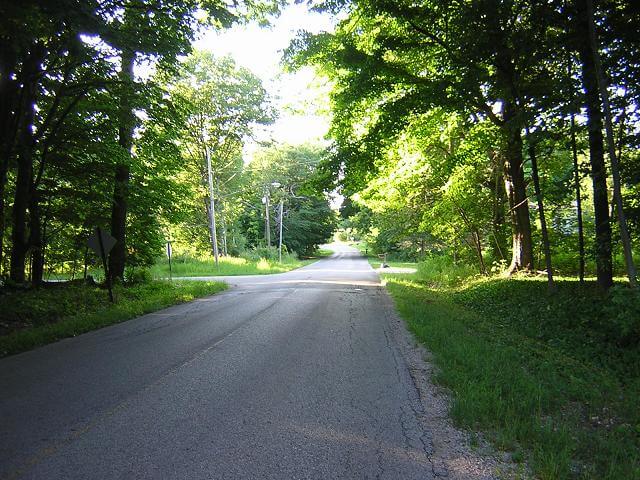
left=0, top=244, right=446, bottom=479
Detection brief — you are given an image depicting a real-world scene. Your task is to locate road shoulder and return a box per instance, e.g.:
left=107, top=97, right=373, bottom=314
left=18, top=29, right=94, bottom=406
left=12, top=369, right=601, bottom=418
left=379, top=288, right=528, bottom=479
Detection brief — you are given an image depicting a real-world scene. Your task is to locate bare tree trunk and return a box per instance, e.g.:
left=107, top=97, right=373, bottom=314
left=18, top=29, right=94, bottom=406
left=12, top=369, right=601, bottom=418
left=570, top=114, right=586, bottom=283
left=10, top=134, right=33, bottom=283
left=109, top=49, right=135, bottom=281
left=205, top=146, right=219, bottom=265
left=576, top=0, right=613, bottom=290
left=472, top=230, right=487, bottom=275
left=525, top=127, right=555, bottom=291
left=217, top=179, right=228, bottom=256
left=220, top=202, right=228, bottom=256
left=503, top=101, right=534, bottom=273
left=489, top=152, right=507, bottom=261
left=585, top=0, right=637, bottom=287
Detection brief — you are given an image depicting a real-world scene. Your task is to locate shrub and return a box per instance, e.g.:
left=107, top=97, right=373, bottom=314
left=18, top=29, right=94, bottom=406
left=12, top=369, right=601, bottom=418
left=124, top=267, right=152, bottom=285
left=243, top=246, right=279, bottom=261
left=603, top=285, right=640, bottom=346
left=416, top=255, right=478, bottom=287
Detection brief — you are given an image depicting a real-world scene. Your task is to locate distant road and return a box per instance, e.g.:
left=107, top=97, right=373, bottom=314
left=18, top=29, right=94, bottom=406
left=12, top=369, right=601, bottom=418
left=0, top=244, right=441, bottom=479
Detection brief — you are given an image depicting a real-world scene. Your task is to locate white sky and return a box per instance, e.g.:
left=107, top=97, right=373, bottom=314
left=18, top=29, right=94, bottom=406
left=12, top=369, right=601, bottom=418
left=193, top=3, right=335, bottom=154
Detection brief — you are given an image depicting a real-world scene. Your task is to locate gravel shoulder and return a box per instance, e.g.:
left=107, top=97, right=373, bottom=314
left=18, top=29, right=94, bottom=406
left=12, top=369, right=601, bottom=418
left=379, top=288, right=529, bottom=479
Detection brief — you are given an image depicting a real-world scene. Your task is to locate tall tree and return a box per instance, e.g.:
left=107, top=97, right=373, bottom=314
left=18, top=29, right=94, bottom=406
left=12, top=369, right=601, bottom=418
left=289, top=0, right=565, bottom=273
left=571, top=0, right=614, bottom=289
left=167, top=51, right=274, bottom=256
left=0, top=0, right=282, bottom=283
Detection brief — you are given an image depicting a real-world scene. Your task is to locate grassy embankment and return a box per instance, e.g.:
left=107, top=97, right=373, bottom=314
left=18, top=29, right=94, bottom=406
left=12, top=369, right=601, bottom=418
left=369, top=251, right=639, bottom=479
left=0, top=280, right=227, bottom=358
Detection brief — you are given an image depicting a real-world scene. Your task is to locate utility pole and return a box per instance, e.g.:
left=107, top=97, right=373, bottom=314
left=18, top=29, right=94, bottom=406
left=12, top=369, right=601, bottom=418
left=264, top=190, right=271, bottom=247
left=206, top=145, right=219, bottom=267
left=216, top=178, right=228, bottom=256
left=278, top=198, right=284, bottom=263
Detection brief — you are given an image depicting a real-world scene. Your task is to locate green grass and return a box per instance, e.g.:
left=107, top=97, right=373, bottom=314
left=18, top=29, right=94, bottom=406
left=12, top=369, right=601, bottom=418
left=357, top=249, right=419, bottom=270
left=379, top=260, right=640, bottom=479
left=150, top=253, right=323, bottom=278
left=0, top=280, right=227, bottom=357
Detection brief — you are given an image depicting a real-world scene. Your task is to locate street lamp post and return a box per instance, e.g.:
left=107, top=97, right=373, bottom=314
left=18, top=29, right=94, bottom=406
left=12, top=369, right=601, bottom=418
left=263, top=191, right=271, bottom=247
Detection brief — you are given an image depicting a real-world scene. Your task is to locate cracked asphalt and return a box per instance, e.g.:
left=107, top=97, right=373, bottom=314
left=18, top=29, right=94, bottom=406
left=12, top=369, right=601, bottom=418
left=0, top=244, right=484, bottom=479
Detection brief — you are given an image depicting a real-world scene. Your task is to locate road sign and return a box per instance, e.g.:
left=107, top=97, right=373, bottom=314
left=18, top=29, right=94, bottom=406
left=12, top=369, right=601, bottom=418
left=87, top=229, right=116, bottom=257
left=166, top=241, right=173, bottom=281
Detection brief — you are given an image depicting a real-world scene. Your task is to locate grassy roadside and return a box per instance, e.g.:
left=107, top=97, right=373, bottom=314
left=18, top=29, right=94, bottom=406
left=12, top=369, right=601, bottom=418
left=149, top=250, right=332, bottom=278
left=0, top=280, right=227, bottom=358
left=378, top=261, right=639, bottom=479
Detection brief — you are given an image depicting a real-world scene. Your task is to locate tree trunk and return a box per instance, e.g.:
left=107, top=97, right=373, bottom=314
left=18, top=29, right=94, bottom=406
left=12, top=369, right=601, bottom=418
left=472, top=230, right=487, bottom=275
left=585, top=0, right=637, bottom=287
left=502, top=101, right=534, bottom=273
left=525, top=128, right=555, bottom=290
left=221, top=202, right=228, bottom=256
left=9, top=46, right=43, bottom=283
left=108, top=49, right=136, bottom=281
left=489, top=151, right=507, bottom=261
left=28, top=189, right=43, bottom=286
left=0, top=47, right=19, bottom=276
left=570, top=114, right=586, bottom=283
left=217, top=178, right=228, bottom=256
left=576, top=0, right=613, bottom=289
left=10, top=136, right=33, bottom=283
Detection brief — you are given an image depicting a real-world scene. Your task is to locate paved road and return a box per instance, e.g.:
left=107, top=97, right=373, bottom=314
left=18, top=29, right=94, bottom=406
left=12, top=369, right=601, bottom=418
left=0, top=244, right=439, bottom=479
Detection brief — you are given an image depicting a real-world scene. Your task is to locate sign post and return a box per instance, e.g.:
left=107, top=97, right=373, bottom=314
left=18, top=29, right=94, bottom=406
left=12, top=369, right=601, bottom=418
left=166, top=241, right=173, bottom=281
left=87, top=227, right=117, bottom=302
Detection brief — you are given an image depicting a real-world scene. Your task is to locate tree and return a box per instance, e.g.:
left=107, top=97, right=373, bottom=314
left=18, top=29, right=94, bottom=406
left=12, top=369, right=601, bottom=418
left=289, top=0, right=568, bottom=274
left=166, top=51, right=275, bottom=257
left=243, top=143, right=336, bottom=256
left=0, top=0, right=282, bottom=283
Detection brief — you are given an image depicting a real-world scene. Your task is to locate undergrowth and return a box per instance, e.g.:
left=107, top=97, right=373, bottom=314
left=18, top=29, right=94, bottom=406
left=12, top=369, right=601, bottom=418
left=150, top=251, right=317, bottom=278
left=380, top=256, right=640, bottom=479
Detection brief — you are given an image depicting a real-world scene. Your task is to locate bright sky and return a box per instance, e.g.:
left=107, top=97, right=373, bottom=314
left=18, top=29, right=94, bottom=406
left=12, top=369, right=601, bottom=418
left=193, top=3, right=335, bottom=153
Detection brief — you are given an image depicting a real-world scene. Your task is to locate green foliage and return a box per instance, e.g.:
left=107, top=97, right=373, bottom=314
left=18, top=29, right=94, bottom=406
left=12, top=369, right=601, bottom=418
left=415, top=256, right=479, bottom=288
left=0, top=280, right=227, bottom=357
left=124, top=267, right=153, bottom=285
left=0, top=0, right=283, bottom=283
left=240, top=143, right=337, bottom=256
left=290, top=0, right=640, bottom=286
left=603, top=286, right=640, bottom=347
left=149, top=251, right=317, bottom=278
left=381, top=267, right=640, bottom=479
left=282, top=197, right=337, bottom=256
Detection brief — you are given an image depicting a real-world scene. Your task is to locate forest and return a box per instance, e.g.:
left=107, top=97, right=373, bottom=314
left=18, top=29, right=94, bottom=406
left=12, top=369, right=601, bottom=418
left=2, top=0, right=640, bottom=478
left=0, top=0, right=334, bottom=287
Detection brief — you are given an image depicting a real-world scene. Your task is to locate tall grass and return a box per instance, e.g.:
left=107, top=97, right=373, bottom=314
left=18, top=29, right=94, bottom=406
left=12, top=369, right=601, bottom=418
left=150, top=252, right=308, bottom=278
left=379, top=257, right=640, bottom=479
